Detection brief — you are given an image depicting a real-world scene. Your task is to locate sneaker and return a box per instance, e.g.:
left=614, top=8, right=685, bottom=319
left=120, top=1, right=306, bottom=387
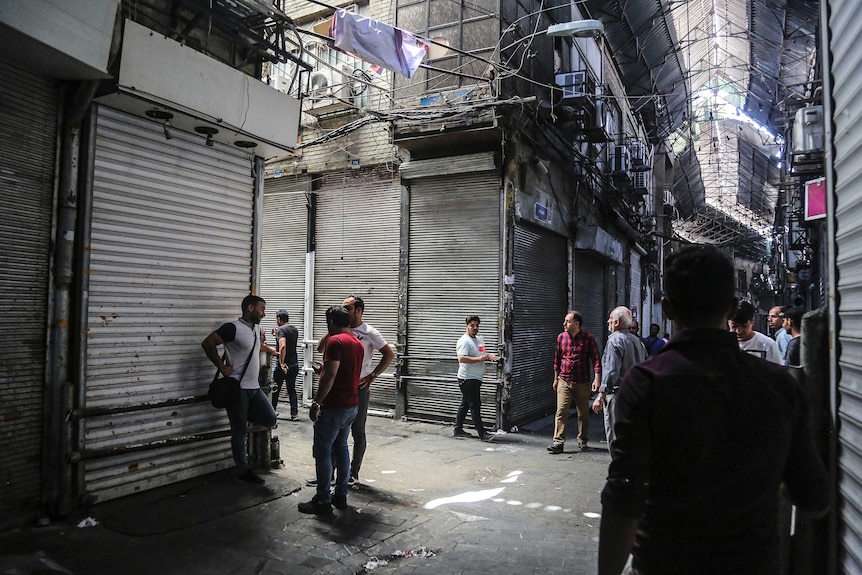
left=479, top=433, right=496, bottom=442
left=578, top=441, right=588, bottom=451
left=237, top=469, right=265, bottom=484
left=290, top=415, right=300, bottom=421
left=298, top=497, right=333, bottom=515
left=347, top=473, right=358, bottom=486
left=547, top=443, right=564, bottom=454
left=332, top=494, right=348, bottom=510
left=453, top=428, right=473, bottom=438
left=305, top=477, right=318, bottom=486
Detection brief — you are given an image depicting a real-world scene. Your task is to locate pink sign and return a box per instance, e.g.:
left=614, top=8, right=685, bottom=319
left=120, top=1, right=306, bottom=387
left=805, top=177, right=826, bottom=221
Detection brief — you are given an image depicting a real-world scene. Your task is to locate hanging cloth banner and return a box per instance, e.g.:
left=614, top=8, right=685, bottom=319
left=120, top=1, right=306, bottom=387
left=330, top=9, right=427, bottom=79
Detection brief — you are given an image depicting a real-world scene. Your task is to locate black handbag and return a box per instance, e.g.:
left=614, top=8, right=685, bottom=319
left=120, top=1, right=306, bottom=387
left=208, top=330, right=257, bottom=409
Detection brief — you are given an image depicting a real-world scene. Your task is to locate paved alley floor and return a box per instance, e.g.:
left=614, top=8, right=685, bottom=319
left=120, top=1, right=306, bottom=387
left=0, top=411, right=610, bottom=575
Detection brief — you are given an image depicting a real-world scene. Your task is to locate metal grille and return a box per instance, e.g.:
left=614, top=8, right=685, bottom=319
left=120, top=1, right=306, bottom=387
left=261, top=176, right=310, bottom=403
left=828, top=2, right=862, bottom=569
left=84, top=106, right=254, bottom=503
left=404, top=171, right=502, bottom=424
left=573, top=253, right=607, bottom=355
left=0, top=60, right=57, bottom=530
left=509, top=223, right=568, bottom=425
left=311, top=170, right=401, bottom=413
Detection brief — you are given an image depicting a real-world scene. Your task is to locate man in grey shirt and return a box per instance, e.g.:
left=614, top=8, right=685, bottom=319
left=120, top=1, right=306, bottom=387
left=592, top=306, right=647, bottom=452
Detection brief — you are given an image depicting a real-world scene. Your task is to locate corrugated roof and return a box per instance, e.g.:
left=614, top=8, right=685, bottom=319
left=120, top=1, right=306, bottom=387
left=581, top=0, right=817, bottom=256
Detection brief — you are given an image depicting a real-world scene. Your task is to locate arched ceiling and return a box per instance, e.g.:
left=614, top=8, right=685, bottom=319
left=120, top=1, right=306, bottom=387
left=581, top=0, right=820, bottom=259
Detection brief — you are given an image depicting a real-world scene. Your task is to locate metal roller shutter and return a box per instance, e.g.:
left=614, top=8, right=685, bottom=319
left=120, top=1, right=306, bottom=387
left=630, top=251, right=642, bottom=318
left=828, top=2, right=862, bottom=569
left=312, top=171, right=400, bottom=414
left=404, top=172, right=502, bottom=424
left=84, top=106, right=254, bottom=503
left=0, top=61, right=57, bottom=530
left=509, top=223, right=568, bottom=425
left=573, top=253, right=607, bottom=354
left=261, top=175, right=310, bottom=403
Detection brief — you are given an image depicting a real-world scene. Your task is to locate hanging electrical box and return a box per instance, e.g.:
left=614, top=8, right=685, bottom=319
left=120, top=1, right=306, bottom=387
left=790, top=105, right=824, bottom=175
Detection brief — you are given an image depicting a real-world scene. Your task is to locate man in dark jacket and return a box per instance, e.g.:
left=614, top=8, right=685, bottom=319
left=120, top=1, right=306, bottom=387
left=598, top=246, right=829, bottom=575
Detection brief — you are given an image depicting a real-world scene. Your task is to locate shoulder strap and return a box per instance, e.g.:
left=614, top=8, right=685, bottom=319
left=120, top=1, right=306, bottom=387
left=213, top=325, right=258, bottom=382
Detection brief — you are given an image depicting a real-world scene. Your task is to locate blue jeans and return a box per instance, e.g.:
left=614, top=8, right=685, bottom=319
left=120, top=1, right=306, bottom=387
left=226, top=388, right=277, bottom=472
left=312, top=406, right=358, bottom=503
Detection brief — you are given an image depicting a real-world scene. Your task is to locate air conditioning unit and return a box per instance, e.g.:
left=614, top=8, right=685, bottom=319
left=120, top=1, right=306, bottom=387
left=790, top=105, right=825, bottom=175
left=271, top=75, right=292, bottom=94
left=555, top=71, right=595, bottom=103
left=308, top=69, right=348, bottom=101
left=583, top=96, right=610, bottom=143
left=611, top=145, right=630, bottom=174
left=631, top=170, right=649, bottom=193
left=629, top=140, right=647, bottom=167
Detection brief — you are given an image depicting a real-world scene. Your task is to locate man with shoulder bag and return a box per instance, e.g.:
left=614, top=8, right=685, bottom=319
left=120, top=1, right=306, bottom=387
left=202, top=294, right=277, bottom=484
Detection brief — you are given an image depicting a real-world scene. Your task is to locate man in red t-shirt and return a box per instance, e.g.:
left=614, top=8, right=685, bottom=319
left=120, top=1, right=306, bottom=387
left=298, top=305, right=364, bottom=515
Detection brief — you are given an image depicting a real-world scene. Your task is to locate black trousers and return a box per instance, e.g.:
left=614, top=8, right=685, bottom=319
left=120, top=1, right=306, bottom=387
left=455, top=378, right=486, bottom=437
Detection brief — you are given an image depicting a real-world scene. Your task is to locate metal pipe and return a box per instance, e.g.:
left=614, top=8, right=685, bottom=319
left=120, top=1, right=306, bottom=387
left=303, top=193, right=317, bottom=404
left=68, top=395, right=210, bottom=420
left=43, top=80, right=99, bottom=519
left=68, top=430, right=231, bottom=463
left=251, top=156, right=265, bottom=294
left=71, top=102, right=99, bottom=500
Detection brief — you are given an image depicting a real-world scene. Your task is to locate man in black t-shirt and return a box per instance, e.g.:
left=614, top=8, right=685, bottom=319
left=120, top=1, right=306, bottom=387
left=272, top=309, right=300, bottom=418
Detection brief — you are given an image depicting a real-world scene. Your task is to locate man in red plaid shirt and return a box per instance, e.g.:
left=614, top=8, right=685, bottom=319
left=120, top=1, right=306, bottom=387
left=549, top=310, right=601, bottom=453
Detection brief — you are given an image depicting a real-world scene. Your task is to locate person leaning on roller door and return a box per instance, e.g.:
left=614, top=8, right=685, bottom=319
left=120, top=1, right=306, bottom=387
left=201, top=294, right=277, bottom=485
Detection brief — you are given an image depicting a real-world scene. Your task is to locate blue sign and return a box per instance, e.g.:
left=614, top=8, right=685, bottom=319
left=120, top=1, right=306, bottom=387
left=535, top=203, right=549, bottom=222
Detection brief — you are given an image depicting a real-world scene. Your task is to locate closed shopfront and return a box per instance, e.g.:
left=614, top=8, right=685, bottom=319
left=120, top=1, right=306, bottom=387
left=630, top=250, right=642, bottom=318
left=83, top=106, right=255, bottom=503
left=0, top=61, right=58, bottom=529
left=826, top=2, right=862, bottom=569
left=401, top=156, right=501, bottom=424
left=311, top=170, right=400, bottom=414
left=509, top=223, right=568, bottom=425
left=261, top=175, right=311, bottom=402
left=573, top=253, right=607, bottom=351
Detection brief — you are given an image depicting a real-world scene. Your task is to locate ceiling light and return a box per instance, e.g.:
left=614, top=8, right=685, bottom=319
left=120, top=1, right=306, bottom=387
left=195, top=126, right=219, bottom=147
left=234, top=140, right=257, bottom=149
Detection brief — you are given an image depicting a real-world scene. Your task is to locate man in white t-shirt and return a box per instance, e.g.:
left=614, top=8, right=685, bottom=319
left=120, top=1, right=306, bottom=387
left=454, top=315, right=499, bottom=441
left=317, top=295, right=394, bottom=485
left=729, top=300, right=784, bottom=365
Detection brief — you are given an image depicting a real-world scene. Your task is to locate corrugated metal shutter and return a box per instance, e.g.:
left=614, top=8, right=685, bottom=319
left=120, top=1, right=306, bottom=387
left=0, top=61, right=57, bottom=530
left=509, top=223, right=567, bottom=425
left=828, top=2, right=862, bottom=569
left=84, top=106, right=254, bottom=503
left=573, top=252, right=607, bottom=353
left=312, top=170, right=400, bottom=413
left=261, top=175, right=310, bottom=404
left=404, top=171, right=501, bottom=423
left=630, top=251, right=642, bottom=317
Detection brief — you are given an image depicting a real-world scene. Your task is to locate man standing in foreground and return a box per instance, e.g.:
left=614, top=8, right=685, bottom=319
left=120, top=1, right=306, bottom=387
left=549, top=311, right=601, bottom=453
left=453, top=315, right=498, bottom=441
left=272, top=309, right=300, bottom=419
left=317, top=295, right=394, bottom=484
left=299, top=305, right=364, bottom=515
left=729, top=300, right=784, bottom=365
left=202, top=295, right=278, bottom=484
left=592, top=307, right=646, bottom=452
left=598, top=246, right=829, bottom=575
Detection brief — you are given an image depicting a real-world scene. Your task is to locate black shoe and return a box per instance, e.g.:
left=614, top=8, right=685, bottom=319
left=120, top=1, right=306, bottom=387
left=332, top=494, right=348, bottom=510
left=290, top=415, right=300, bottom=421
left=547, top=443, right=564, bottom=454
left=347, top=473, right=358, bottom=486
left=298, top=497, right=332, bottom=515
left=453, top=428, right=473, bottom=438
left=237, top=469, right=265, bottom=484
left=479, top=433, right=496, bottom=442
